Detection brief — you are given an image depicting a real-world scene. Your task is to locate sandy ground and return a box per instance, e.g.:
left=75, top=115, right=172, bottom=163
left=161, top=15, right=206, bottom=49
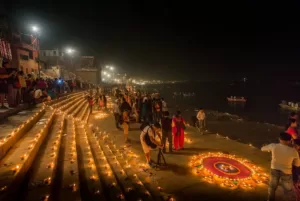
left=88, top=110, right=280, bottom=201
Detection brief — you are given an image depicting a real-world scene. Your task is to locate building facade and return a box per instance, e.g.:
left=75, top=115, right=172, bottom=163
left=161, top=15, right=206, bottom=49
left=40, top=49, right=64, bottom=57
left=11, top=32, right=39, bottom=75
left=0, top=14, right=12, bottom=64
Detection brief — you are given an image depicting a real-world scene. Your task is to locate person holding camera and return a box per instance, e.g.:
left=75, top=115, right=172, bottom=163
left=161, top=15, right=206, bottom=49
left=140, top=122, right=163, bottom=167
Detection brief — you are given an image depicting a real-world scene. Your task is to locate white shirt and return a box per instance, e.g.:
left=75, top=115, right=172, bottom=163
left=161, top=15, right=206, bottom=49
left=197, top=111, right=206, bottom=120
left=141, top=126, right=160, bottom=142
left=261, top=143, right=300, bottom=174
left=112, top=103, right=120, bottom=114
left=34, top=89, right=43, bottom=99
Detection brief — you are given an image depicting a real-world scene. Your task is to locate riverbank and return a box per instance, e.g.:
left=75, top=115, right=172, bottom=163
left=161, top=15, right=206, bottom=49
left=165, top=105, right=284, bottom=149
left=89, top=108, right=276, bottom=201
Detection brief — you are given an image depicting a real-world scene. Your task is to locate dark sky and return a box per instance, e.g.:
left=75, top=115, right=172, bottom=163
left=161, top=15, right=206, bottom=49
left=4, top=1, right=300, bottom=81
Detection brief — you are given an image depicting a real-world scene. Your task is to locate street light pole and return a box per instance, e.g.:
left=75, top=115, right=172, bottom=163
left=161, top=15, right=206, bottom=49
left=37, top=35, right=40, bottom=78
left=32, top=26, right=41, bottom=78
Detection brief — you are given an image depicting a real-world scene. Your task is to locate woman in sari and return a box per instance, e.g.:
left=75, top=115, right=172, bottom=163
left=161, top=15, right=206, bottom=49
left=172, top=111, right=186, bottom=151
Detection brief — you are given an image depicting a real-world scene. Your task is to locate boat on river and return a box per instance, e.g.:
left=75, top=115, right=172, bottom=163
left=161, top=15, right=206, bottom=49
left=279, top=100, right=300, bottom=111
left=227, top=96, right=247, bottom=102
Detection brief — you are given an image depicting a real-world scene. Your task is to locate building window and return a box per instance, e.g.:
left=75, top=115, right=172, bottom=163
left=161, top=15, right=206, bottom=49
left=29, top=51, right=33, bottom=59
left=20, top=54, right=29, bottom=60
left=26, top=68, right=28, bottom=74
left=53, top=51, right=56, bottom=56
left=43, top=52, right=46, bottom=56
left=20, top=66, right=24, bottom=72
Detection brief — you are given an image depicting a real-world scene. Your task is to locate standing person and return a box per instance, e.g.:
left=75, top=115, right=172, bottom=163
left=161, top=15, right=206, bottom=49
left=103, top=94, right=107, bottom=109
left=99, top=95, right=104, bottom=110
left=0, top=62, right=16, bottom=109
left=132, top=99, right=139, bottom=122
left=120, top=97, right=131, bottom=114
left=141, top=98, right=148, bottom=122
left=13, top=71, right=21, bottom=106
left=95, top=88, right=100, bottom=107
left=172, top=111, right=186, bottom=151
left=113, top=100, right=121, bottom=129
left=286, top=119, right=298, bottom=139
left=161, top=111, right=172, bottom=153
left=26, top=74, right=33, bottom=90
left=161, top=98, right=168, bottom=112
left=261, top=132, right=300, bottom=201
left=140, top=122, right=163, bottom=167
left=3, top=62, right=17, bottom=107
left=88, top=95, right=94, bottom=114
left=18, top=71, right=26, bottom=103
left=122, top=109, right=130, bottom=143
left=196, top=109, right=206, bottom=134
left=154, top=99, right=162, bottom=123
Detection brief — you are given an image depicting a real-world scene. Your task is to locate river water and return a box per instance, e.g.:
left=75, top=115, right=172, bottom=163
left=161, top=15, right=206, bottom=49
left=143, top=81, right=300, bottom=126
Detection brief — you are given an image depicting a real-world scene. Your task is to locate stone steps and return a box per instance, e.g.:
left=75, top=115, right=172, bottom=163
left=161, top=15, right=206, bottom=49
left=0, top=93, right=170, bottom=201
left=0, top=109, right=55, bottom=201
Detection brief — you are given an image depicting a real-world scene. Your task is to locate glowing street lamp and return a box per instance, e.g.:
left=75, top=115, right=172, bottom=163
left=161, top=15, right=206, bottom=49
left=31, top=25, right=40, bottom=78
left=66, top=48, right=75, bottom=54
left=110, top=66, right=114, bottom=71
left=103, top=71, right=107, bottom=75
left=107, top=74, right=111, bottom=78
left=32, top=26, right=39, bottom=33
left=65, top=48, right=76, bottom=70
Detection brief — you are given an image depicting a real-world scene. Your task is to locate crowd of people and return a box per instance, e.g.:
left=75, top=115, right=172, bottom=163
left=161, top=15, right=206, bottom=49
left=84, top=86, right=300, bottom=200
left=0, top=60, right=89, bottom=109
left=111, top=89, right=300, bottom=200
left=110, top=90, right=193, bottom=167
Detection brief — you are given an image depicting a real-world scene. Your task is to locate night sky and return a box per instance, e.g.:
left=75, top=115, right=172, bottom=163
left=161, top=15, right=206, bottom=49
left=3, top=1, right=300, bottom=81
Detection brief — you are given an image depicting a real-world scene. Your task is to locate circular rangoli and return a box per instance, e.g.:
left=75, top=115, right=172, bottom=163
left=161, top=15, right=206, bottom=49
left=189, top=152, right=269, bottom=190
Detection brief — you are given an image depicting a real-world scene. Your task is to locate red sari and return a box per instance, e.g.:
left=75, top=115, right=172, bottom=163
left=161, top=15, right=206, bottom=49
left=172, top=117, right=185, bottom=150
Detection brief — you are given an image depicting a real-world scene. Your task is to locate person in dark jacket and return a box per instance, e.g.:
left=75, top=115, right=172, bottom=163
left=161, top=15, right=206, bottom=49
left=161, top=111, right=173, bottom=153
left=120, top=98, right=131, bottom=113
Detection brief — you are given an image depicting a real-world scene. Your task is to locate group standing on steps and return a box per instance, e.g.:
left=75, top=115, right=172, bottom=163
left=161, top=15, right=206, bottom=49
left=110, top=89, right=208, bottom=168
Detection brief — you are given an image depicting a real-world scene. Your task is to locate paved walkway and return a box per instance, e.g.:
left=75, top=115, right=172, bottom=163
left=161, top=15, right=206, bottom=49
left=88, top=109, right=280, bottom=201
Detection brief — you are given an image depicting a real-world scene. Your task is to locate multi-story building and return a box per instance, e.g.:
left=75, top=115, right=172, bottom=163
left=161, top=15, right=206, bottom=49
left=39, top=49, right=66, bottom=78
left=40, top=49, right=64, bottom=57
left=11, top=31, right=39, bottom=75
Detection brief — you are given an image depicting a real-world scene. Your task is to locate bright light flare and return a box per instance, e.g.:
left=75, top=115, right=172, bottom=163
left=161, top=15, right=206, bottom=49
left=66, top=48, right=75, bottom=54
left=32, top=26, right=39, bottom=32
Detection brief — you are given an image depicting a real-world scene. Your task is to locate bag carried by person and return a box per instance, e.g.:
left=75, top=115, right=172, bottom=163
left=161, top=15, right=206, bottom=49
left=143, top=126, right=157, bottom=149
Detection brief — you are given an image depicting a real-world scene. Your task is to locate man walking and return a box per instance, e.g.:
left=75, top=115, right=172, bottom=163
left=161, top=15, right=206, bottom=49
left=261, top=132, right=300, bottom=201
